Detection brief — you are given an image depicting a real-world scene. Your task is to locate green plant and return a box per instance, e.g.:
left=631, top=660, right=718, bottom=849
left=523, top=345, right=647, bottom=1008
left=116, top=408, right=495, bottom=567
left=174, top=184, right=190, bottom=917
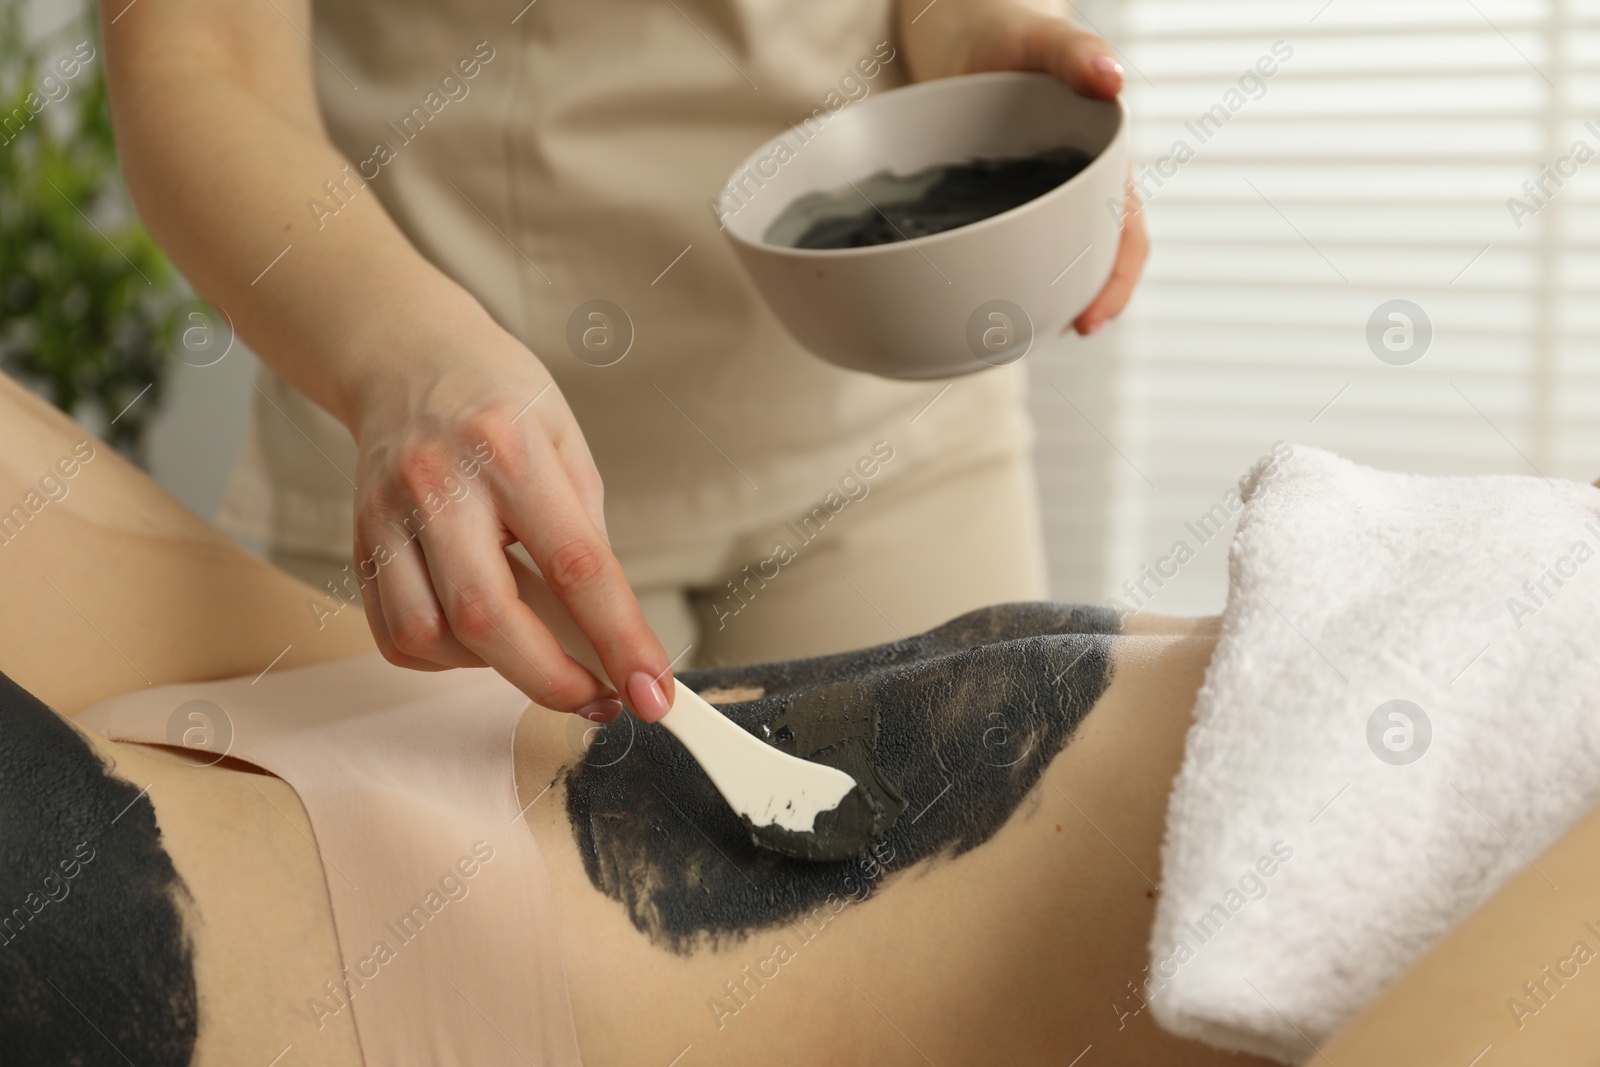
left=0, top=9, right=182, bottom=458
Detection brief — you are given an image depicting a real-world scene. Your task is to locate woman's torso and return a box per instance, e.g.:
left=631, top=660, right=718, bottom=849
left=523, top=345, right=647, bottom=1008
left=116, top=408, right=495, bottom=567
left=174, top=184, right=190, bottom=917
left=91, top=619, right=1280, bottom=1067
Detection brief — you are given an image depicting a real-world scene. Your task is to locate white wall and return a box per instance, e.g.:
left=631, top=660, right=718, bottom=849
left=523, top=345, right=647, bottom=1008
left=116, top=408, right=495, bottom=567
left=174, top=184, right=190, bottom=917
left=1027, top=333, right=1119, bottom=604
left=144, top=347, right=258, bottom=522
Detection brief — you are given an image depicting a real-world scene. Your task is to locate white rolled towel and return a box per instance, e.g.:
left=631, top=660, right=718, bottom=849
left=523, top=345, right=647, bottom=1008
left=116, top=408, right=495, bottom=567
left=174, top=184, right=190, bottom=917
left=1147, top=445, right=1600, bottom=1062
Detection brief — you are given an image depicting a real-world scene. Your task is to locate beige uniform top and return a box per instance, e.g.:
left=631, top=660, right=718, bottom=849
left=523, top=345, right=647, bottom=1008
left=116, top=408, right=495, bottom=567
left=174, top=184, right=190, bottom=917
left=221, top=0, right=1029, bottom=581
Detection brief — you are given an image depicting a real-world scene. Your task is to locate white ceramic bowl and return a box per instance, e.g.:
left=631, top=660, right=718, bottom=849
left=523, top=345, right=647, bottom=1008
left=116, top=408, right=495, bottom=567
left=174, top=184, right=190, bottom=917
left=718, top=71, right=1127, bottom=380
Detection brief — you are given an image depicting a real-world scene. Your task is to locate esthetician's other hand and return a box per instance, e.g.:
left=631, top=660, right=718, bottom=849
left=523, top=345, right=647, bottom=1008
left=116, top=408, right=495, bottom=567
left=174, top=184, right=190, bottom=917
left=348, top=307, right=673, bottom=724
left=897, top=0, right=1149, bottom=335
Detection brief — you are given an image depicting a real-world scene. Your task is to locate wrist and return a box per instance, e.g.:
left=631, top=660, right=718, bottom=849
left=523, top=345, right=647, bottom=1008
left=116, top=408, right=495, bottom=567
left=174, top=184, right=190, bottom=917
left=333, top=270, right=501, bottom=440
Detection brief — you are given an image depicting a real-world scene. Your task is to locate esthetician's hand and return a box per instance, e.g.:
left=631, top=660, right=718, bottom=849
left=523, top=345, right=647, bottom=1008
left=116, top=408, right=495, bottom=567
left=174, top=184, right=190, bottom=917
left=347, top=306, right=673, bottom=724
left=897, top=0, right=1149, bottom=335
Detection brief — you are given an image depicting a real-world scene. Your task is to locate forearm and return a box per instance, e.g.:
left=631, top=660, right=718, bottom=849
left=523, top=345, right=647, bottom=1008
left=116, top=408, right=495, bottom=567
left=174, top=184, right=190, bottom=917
left=99, top=0, right=485, bottom=430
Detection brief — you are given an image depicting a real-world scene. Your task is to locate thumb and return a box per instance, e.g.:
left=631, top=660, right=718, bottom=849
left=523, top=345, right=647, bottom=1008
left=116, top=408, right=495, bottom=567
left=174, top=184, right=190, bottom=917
left=1033, top=19, right=1125, bottom=99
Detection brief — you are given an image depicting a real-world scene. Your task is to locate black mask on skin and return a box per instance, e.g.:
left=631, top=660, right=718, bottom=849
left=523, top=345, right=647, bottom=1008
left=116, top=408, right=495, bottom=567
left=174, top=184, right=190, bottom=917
left=563, top=603, right=1120, bottom=954
left=0, top=671, right=198, bottom=1066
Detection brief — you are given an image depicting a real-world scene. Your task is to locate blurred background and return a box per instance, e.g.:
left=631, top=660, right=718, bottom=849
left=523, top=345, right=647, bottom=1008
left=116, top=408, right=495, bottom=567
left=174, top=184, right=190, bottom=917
left=1042, top=0, right=1599, bottom=612
left=8, top=0, right=1595, bottom=613
left=7, top=0, right=259, bottom=537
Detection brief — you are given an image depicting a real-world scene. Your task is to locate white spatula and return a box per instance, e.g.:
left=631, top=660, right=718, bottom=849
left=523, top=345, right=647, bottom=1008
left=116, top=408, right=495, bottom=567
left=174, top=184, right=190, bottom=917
left=508, top=555, right=859, bottom=838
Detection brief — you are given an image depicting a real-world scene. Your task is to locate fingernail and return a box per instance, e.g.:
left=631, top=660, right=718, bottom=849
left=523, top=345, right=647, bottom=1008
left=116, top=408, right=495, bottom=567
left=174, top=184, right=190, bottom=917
left=577, top=698, right=624, bottom=723
left=1092, top=55, right=1124, bottom=80
left=626, top=672, right=672, bottom=723
left=1084, top=317, right=1108, bottom=336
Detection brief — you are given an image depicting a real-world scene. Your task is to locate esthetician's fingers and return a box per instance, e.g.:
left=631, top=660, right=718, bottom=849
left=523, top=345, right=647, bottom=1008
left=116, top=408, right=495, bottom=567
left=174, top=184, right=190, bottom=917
left=370, top=532, right=486, bottom=669
left=557, top=440, right=610, bottom=544
left=415, top=496, right=618, bottom=715
left=1073, top=179, right=1147, bottom=335
left=355, top=530, right=452, bottom=673
left=344, top=313, right=657, bottom=719
left=1027, top=17, right=1125, bottom=99
left=955, top=6, right=1124, bottom=99
left=487, top=439, right=676, bottom=723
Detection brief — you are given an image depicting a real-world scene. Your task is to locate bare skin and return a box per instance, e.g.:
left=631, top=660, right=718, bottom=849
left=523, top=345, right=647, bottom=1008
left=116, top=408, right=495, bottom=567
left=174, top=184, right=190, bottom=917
left=1314, top=796, right=1600, bottom=1065
left=515, top=626, right=1238, bottom=1066
left=97, top=0, right=1146, bottom=727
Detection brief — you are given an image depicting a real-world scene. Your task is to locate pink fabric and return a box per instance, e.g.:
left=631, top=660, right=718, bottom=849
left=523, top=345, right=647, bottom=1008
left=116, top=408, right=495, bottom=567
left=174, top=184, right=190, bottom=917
left=78, top=653, right=583, bottom=1067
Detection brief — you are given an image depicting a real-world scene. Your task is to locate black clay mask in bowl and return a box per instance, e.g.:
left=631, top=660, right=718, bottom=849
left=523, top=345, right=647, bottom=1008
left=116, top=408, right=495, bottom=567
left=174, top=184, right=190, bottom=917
left=764, top=145, right=1097, bottom=250
left=718, top=71, right=1127, bottom=379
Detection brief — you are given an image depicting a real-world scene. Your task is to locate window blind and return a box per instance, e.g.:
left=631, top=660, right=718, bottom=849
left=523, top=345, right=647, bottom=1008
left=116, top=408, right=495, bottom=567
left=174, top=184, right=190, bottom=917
left=1035, top=0, right=1600, bottom=614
